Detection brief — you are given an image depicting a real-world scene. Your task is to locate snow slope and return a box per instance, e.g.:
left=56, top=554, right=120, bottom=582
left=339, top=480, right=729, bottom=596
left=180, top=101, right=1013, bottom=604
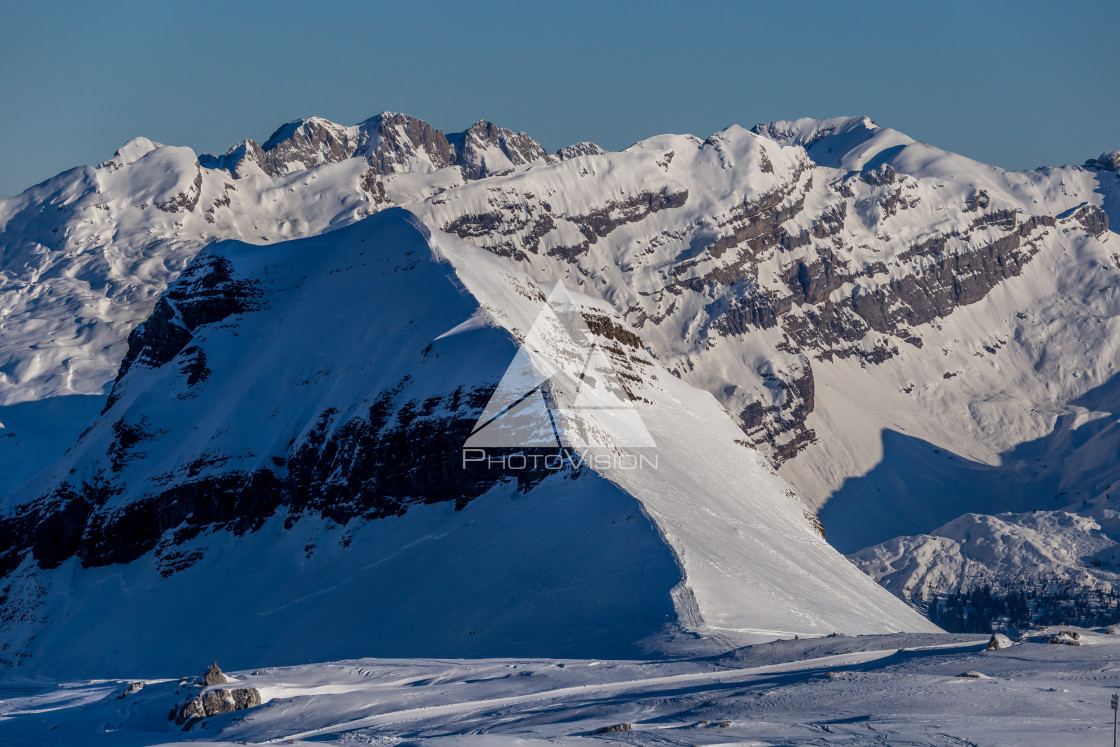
left=434, top=226, right=936, bottom=645
left=0, top=394, right=105, bottom=498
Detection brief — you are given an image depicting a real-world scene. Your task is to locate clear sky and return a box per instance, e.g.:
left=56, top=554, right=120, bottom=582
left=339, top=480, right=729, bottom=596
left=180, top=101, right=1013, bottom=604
left=1, top=0, right=1116, bottom=199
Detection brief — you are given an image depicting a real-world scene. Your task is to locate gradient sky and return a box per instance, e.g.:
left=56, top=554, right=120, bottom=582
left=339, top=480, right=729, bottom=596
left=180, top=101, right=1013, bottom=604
left=1, top=0, right=1116, bottom=199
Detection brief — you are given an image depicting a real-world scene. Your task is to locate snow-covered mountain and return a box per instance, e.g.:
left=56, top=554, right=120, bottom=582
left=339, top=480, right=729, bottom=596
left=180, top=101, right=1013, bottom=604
left=852, top=508, right=1120, bottom=632
left=0, top=208, right=934, bottom=676
left=0, top=110, right=1117, bottom=656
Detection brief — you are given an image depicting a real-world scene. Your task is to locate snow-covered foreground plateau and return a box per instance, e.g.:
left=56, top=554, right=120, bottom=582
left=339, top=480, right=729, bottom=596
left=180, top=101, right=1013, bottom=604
left=3, top=630, right=1119, bottom=745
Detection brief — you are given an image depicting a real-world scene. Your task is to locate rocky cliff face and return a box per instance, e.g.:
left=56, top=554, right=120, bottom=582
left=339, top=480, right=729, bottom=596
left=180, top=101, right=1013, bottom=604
left=198, top=113, right=554, bottom=182
left=412, top=122, right=1115, bottom=471
left=449, top=120, right=553, bottom=179
left=0, top=212, right=562, bottom=577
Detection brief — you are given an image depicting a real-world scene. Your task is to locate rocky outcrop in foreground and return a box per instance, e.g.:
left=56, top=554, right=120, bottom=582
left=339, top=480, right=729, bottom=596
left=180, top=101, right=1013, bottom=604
left=171, top=662, right=261, bottom=729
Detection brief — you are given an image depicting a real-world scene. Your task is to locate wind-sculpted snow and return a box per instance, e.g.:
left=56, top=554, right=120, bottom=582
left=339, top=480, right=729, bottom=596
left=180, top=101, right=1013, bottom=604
left=8, top=631, right=1120, bottom=745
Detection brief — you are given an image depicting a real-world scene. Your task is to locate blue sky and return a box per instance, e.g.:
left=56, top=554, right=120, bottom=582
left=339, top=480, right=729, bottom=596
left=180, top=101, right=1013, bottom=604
left=1, top=0, right=1116, bottom=198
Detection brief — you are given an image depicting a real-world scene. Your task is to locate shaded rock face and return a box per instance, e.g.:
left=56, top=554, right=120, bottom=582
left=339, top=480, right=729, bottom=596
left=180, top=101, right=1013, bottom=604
left=1070, top=203, right=1109, bottom=237
left=282, top=386, right=563, bottom=523
left=110, top=252, right=261, bottom=402
left=0, top=380, right=575, bottom=574
left=1086, top=151, right=1120, bottom=171
left=6, top=373, right=592, bottom=572
left=117, top=681, right=145, bottom=698
left=0, top=479, right=116, bottom=574
left=174, top=687, right=261, bottom=727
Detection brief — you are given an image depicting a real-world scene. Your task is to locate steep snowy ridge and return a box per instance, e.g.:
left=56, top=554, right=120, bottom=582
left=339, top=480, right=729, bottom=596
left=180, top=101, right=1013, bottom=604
left=0, top=208, right=933, bottom=675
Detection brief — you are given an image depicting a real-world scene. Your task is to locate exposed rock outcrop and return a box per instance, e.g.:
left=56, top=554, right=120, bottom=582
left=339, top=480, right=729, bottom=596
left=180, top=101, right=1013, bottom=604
left=116, top=681, right=145, bottom=698
left=107, top=252, right=261, bottom=408
left=201, top=114, right=554, bottom=183
left=556, top=142, right=604, bottom=160
left=203, top=662, right=227, bottom=685
left=449, top=121, right=550, bottom=179
left=173, top=687, right=262, bottom=728
left=1086, top=151, right=1120, bottom=171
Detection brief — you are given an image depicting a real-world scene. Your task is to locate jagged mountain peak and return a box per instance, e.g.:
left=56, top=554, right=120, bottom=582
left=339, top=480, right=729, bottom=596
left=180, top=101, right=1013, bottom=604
left=259, top=115, right=352, bottom=150
left=448, top=119, right=551, bottom=179
left=196, top=111, right=556, bottom=181
left=200, top=115, right=366, bottom=178
left=1087, top=150, right=1120, bottom=171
